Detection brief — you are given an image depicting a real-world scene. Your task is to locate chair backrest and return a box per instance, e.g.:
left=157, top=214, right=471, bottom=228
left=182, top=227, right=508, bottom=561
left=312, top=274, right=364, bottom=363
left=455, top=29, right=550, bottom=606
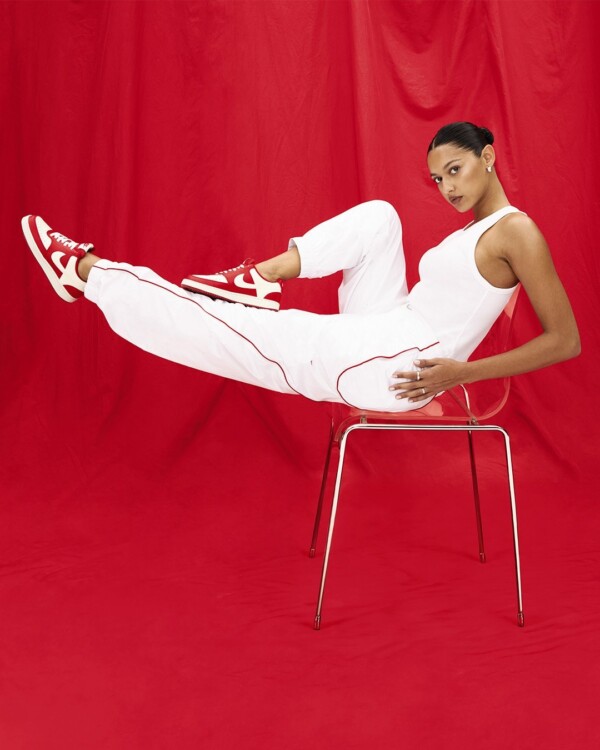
left=461, top=283, right=522, bottom=421
left=337, top=284, right=523, bottom=430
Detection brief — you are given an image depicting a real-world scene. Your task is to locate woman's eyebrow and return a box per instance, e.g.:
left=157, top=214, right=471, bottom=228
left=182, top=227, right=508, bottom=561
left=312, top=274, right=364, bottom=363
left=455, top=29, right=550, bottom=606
left=430, top=159, right=461, bottom=177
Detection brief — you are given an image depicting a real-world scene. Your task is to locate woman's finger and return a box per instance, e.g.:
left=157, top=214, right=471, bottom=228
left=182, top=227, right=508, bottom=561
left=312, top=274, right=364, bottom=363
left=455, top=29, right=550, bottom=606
left=389, top=372, right=422, bottom=391
left=393, top=361, right=443, bottom=379
left=395, top=385, right=431, bottom=400
left=392, top=369, right=424, bottom=380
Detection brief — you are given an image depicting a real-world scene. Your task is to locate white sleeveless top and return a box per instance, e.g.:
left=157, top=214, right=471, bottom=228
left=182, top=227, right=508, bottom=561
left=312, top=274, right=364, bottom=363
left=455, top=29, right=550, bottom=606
left=407, top=205, right=525, bottom=361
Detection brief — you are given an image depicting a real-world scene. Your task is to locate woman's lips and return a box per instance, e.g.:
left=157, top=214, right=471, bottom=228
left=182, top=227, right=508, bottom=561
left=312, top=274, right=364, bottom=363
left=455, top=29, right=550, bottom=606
left=450, top=196, right=463, bottom=206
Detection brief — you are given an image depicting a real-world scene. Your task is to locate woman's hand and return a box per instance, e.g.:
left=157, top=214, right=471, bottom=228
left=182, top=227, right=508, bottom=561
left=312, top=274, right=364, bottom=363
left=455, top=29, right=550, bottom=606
left=390, top=358, right=470, bottom=402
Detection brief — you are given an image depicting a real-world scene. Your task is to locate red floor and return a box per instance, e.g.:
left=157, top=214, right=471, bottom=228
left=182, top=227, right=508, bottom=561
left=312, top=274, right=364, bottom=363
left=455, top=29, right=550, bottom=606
left=1, top=379, right=598, bottom=749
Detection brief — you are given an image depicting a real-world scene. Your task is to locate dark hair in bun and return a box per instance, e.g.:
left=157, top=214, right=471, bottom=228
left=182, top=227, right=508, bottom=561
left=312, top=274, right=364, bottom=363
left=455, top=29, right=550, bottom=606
left=427, top=121, right=494, bottom=157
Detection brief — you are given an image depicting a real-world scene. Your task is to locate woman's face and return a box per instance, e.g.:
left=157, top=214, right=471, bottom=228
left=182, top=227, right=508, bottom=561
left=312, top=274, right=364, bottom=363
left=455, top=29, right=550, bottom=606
left=426, top=143, right=492, bottom=213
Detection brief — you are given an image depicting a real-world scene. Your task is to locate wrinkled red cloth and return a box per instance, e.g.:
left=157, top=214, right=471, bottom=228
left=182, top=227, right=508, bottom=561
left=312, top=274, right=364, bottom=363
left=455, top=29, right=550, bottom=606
left=1, top=1, right=599, bottom=748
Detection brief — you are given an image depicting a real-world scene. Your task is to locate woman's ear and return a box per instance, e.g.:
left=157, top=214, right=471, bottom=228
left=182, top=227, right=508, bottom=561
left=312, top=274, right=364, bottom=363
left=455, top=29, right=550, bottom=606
left=482, top=144, right=495, bottom=170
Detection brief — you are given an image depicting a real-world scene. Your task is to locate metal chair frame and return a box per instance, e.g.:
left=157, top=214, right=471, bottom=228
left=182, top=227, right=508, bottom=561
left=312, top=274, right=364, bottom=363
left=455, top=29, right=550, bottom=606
left=309, top=288, right=525, bottom=631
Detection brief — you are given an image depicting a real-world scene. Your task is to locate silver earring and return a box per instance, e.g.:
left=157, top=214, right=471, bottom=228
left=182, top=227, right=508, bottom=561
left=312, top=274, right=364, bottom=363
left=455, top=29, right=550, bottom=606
left=486, top=166, right=492, bottom=173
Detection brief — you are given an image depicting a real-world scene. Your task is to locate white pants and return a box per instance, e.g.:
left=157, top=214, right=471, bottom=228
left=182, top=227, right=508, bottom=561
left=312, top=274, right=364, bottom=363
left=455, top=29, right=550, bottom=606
left=85, top=200, right=444, bottom=412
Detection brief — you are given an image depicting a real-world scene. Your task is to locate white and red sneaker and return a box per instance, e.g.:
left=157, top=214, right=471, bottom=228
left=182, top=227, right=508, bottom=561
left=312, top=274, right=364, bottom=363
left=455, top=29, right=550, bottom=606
left=181, top=259, right=282, bottom=311
left=22, top=215, right=94, bottom=302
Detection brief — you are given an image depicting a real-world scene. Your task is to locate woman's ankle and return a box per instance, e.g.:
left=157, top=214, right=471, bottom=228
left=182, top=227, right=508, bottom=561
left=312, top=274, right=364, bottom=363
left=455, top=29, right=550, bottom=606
left=254, top=261, right=279, bottom=282
left=255, top=247, right=300, bottom=282
left=77, top=253, right=101, bottom=281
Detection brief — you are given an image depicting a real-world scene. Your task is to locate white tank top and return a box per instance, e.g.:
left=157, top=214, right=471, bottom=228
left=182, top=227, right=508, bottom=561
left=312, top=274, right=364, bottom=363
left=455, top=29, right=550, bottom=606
left=407, top=205, right=525, bottom=361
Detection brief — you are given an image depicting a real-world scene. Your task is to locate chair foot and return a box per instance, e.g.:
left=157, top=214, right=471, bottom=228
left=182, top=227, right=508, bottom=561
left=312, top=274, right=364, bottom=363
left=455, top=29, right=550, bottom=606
left=309, top=547, right=316, bottom=558
left=479, top=552, right=486, bottom=563
left=314, top=615, right=321, bottom=630
left=517, top=611, right=524, bottom=627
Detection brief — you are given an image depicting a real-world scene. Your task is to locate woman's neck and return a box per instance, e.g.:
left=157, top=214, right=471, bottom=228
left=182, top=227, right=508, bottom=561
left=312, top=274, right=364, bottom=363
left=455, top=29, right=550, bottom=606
left=471, top=182, right=510, bottom=223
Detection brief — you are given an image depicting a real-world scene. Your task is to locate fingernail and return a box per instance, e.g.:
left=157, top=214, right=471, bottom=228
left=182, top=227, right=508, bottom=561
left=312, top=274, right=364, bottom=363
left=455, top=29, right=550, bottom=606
left=389, top=386, right=395, bottom=391
left=414, top=360, right=421, bottom=366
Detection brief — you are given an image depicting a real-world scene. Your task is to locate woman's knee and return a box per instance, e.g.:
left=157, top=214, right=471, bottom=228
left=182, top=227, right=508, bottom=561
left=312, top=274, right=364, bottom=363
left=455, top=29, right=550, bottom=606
left=363, top=200, right=402, bottom=234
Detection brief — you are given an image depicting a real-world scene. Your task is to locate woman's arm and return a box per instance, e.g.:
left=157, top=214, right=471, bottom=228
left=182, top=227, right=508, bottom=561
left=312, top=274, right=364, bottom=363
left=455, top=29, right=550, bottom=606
left=393, top=214, right=581, bottom=402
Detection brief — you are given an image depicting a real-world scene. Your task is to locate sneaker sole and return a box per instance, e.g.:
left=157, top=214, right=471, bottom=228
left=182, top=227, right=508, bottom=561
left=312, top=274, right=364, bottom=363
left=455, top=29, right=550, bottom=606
left=22, top=215, right=79, bottom=302
left=181, top=279, right=280, bottom=310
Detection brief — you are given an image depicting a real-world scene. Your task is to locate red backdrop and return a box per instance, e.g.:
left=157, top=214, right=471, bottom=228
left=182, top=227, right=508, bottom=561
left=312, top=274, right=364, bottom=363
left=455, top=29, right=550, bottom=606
left=1, top=2, right=599, bottom=748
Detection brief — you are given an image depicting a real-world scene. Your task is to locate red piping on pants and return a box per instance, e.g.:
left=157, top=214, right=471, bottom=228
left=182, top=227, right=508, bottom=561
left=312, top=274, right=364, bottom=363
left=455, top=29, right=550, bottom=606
left=335, top=341, right=441, bottom=409
left=93, top=265, right=441, bottom=409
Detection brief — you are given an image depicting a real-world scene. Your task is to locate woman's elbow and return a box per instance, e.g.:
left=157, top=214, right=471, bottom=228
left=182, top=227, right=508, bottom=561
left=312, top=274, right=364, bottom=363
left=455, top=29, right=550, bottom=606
left=563, top=332, right=581, bottom=361
left=570, top=334, right=582, bottom=359
left=548, top=329, right=581, bottom=362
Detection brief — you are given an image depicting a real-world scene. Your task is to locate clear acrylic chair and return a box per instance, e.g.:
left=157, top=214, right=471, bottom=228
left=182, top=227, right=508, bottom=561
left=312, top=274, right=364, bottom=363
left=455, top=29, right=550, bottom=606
left=310, top=286, right=524, bottom=630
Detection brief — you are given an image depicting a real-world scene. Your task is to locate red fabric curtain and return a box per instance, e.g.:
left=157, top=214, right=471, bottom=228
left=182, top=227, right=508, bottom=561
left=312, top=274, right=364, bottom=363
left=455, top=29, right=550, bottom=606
left=1, top=2, right=599, bottom=748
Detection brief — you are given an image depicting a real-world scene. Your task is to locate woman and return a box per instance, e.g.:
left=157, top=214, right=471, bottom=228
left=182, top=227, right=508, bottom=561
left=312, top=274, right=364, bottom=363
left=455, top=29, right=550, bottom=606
left=22, top=122, right=580, bottom=411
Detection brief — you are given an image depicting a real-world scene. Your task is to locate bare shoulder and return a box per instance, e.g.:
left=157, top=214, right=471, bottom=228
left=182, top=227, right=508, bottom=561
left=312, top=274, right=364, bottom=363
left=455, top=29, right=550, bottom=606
left=495, top=212, right=550, bottom=260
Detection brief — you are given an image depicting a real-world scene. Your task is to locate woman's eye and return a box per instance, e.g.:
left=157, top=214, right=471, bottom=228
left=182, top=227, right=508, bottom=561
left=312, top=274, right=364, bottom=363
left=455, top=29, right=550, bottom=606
left=450, top=166, right=459, bottom=174
left=433, top=176, right=442, bottom=184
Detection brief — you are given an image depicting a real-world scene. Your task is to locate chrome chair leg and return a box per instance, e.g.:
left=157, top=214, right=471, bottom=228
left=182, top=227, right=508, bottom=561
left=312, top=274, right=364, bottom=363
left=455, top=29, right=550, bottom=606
left=498, top=427, right=525, bottom=627
left=467, top=428, right=486, bottom=563
left=312, top=424, right=524, bottom=630
left=310, top=418, right=335, bottom=558
left=314, top=428, right=350, bottom=630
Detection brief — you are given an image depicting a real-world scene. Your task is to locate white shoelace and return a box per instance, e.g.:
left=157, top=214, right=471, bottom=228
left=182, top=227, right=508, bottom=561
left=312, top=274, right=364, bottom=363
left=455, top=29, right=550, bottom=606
left=50, top=231, right=79, bottom=249
left=49, top=231, right=93, bottom=253
left=218, top=258, right=254, bottom=274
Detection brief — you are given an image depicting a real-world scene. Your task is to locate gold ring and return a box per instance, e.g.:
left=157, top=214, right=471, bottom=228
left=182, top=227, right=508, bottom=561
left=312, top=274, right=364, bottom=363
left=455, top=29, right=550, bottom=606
left=416, top=371, right=421, bottom=381
left=421, top=387, right=426, bottom=395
